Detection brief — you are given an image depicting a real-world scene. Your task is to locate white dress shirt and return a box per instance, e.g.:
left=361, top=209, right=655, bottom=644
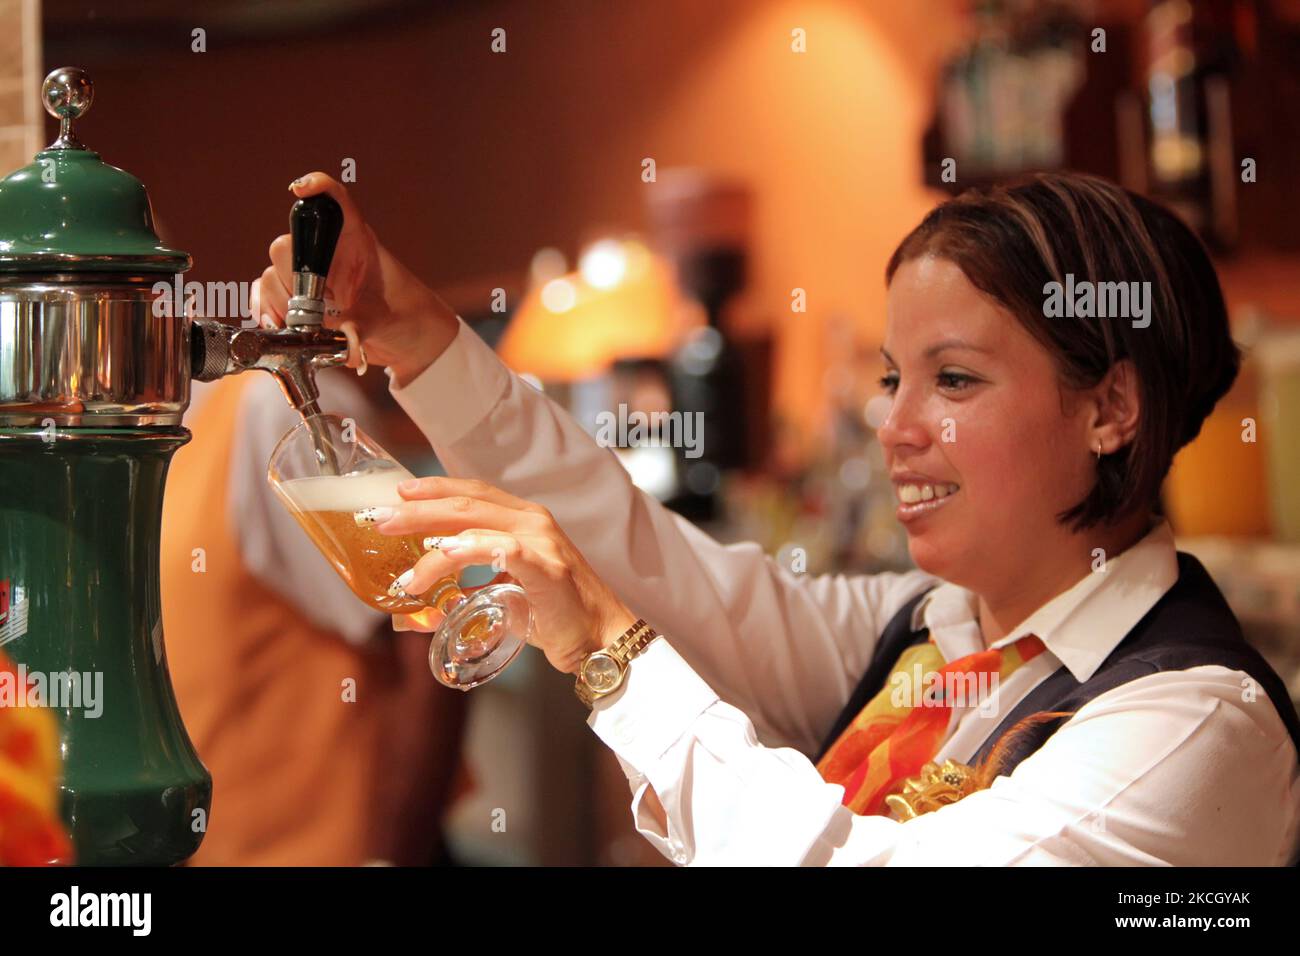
left=389, top=316, right=1300, bottom=866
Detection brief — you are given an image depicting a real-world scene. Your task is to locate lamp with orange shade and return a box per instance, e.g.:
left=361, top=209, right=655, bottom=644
left=498, top=238, right=687, bottom=382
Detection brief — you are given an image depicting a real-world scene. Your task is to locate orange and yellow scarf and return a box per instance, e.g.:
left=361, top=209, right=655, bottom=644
left=817, top=633, right=1047, bottom=816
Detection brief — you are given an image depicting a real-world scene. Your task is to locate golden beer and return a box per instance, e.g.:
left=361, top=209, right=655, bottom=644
left=268, top=413, right=529, bottom=688
left=273, top=469, right=460, bottom=617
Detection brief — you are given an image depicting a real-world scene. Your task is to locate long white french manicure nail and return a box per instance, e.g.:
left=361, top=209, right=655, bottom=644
left=424, top=535, right=467, bottom=552
left=388, top=568, right=415, bottom=597
left=354, top=506, right=394, bottom=526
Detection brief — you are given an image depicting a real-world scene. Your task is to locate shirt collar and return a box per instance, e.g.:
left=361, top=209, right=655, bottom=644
left=909, top=517, right=1179, bottom=682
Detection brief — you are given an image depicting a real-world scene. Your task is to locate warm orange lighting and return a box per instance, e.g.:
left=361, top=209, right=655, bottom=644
left=499, top=238, right=683, bottom=382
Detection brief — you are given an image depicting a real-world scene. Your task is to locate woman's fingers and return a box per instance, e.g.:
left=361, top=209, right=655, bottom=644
left=254, top=264, right=290, bottom=327
left=338, top=320, right=367, bottom=371
left=269, top=233, right=293, bottom=285
left=369, top=494, right=548, bottom=539
left=397, top=531, right=557, bottom=603
left=395, top=476, right=551, bottom=517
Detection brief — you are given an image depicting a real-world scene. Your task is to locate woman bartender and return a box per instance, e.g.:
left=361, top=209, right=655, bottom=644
left=251, top=170, right=1300, bottom=866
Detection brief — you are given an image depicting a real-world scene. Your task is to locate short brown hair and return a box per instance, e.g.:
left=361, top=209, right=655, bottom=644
left=885, top=172, right=1240, bottom=531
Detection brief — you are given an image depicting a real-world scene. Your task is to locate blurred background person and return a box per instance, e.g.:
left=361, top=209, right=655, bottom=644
left=160, top=355, right=471, bottom=866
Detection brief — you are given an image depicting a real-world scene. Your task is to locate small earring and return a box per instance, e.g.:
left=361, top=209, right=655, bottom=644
left=1096, top=441, right=1103, bottom=460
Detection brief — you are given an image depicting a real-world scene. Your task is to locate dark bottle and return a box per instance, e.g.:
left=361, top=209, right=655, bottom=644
left=665, top=246, right=749, bottom=522
left=1144, top=0, right=1243, bottom=248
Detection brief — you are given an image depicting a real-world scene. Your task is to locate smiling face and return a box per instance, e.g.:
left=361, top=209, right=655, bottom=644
left=878, top=255, right=1097, bottom=590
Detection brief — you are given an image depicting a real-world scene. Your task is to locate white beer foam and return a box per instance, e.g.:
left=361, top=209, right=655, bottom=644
left=277, top=468, right=414, bottom=511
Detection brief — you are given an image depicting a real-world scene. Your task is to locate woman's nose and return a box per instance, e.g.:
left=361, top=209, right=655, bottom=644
left=875, top=388, right=930, bottom=454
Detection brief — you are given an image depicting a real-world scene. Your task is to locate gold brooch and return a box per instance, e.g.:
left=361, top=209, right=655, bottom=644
left=883, top=759, right=982, bottom=821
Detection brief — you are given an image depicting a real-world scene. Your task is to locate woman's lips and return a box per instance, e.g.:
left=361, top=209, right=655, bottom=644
left=894, top=481, right=959, bottom=524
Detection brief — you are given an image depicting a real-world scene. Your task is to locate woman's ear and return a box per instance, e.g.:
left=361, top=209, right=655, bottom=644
left=1090, top=358, right=1141, bottom=455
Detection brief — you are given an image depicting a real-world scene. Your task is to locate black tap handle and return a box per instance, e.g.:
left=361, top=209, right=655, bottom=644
left=290, top=193, right=344, bottom=277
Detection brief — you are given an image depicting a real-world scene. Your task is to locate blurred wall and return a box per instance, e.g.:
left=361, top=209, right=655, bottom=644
left=41, top=0, right=1285, bottom=450
left=0, top=0, right=41, bottom=173
left=40, top=0, right=966, bottom=447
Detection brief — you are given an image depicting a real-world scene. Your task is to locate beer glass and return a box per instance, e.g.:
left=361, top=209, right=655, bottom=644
left=267, top=414, right=530, bottom=689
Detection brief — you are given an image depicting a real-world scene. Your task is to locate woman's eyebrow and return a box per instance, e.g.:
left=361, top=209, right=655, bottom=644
left=880, top=339, right=994, bottom=364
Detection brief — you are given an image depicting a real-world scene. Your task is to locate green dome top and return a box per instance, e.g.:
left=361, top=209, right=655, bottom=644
left=0, top=67, right=189, bottom=274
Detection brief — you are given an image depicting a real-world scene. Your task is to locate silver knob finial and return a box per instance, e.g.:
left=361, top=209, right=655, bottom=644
left=42, top=67, right=94, bottom=150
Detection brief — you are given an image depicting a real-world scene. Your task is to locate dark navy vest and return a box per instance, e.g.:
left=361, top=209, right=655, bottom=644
left=813, top=552, right=1300, bottom=782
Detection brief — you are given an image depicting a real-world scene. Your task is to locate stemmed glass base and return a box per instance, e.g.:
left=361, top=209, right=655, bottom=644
left=430, top=583, right=531, bottom=690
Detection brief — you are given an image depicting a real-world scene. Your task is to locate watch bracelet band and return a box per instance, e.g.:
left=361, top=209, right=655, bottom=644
left=609, top=617, right=657, bottom=664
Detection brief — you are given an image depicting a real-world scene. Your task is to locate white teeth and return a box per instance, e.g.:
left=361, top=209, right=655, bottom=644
left=896, top=482, right=958, bottom=505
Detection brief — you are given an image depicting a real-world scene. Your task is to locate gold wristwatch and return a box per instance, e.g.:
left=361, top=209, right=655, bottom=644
left=575, top=618, right=659, bottom=708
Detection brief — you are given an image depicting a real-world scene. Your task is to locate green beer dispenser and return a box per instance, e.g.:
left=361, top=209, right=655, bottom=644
left=0, top=68, right=351, bottom=864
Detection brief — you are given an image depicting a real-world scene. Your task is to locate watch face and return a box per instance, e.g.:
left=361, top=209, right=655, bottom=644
left=583, top=654, right=622, bottom=692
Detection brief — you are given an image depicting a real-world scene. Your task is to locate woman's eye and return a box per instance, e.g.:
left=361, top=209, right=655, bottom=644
left=878, top=370, right=976, bottom=394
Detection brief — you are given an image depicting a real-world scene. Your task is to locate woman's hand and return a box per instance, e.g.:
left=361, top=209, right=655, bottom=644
left=369, top=477, right=639, bottom=675
left=248, top=172, right=459, bottom=386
